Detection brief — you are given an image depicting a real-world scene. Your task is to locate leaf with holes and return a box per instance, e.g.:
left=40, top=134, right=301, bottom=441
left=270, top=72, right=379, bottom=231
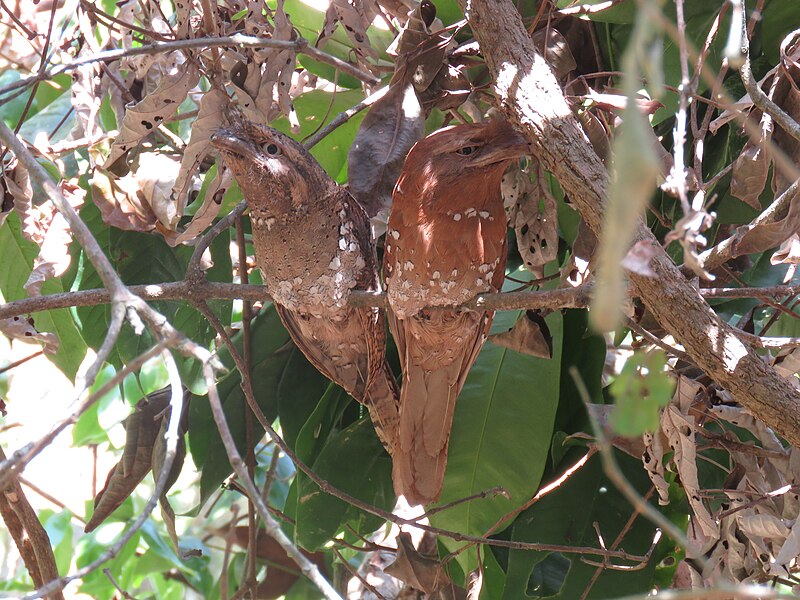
left=103, top=62, right=199, bottom=170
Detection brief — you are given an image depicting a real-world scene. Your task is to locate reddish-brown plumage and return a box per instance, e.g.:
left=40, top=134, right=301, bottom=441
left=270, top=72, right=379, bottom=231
left=385, top=121, right=529, bottom=505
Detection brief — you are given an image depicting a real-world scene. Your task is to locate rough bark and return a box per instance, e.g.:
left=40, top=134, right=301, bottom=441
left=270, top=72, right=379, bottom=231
left=458, top=0, right=800, bottom=445
left=0, top=448, right=64, bottom=600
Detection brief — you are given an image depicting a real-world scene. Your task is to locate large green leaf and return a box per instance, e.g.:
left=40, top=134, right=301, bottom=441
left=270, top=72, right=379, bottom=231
left=554, top=309, right=606, bottom=436
left=73, top=202, right=231, bottom=388
left=502, top=452, right=668, bottom=599
left=431, top=308, right=562, bottom=574
left=295, top=417, right=393, bottom=551
left=271, top=89, right=366, bottom=183
left=189, top=306, right=328, bottom=506
left=0, top=212, right=87, bottom=378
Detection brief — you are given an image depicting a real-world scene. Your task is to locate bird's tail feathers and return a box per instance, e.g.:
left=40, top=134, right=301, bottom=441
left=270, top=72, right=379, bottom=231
left=392, top=364, right=459, bottom=506
left=365, top=364, right=400, bottom=456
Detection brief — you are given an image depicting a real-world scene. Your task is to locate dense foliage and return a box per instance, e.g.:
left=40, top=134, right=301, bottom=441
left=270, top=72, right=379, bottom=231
left=2, top=0, right=800, bottom=598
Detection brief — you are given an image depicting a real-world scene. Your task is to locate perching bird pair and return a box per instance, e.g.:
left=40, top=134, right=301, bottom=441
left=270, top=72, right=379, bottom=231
left=211, top=118, right=529, bottom=505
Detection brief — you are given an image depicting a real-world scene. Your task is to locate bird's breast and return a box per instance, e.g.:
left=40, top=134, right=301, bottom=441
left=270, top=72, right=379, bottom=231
left=385, top=202, right=507, bottom=318
left=250, top=205, right=368, bottom=312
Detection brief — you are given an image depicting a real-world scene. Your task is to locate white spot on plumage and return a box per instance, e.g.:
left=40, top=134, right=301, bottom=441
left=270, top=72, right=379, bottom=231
left=329, top=256, right=341, bottom=270
left=339, top=238, right=347, bottom=250
left=390, top=229, right=400, bottom=239
left=432, top=271, right=440, bottom=279
left=452, top=213, right=462, bottom=221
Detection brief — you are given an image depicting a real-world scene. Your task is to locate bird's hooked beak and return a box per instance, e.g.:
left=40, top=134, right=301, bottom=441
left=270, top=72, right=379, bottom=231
left=474, top=125, right=531, bottom=167
left=210, top=129, right=259, bottom=162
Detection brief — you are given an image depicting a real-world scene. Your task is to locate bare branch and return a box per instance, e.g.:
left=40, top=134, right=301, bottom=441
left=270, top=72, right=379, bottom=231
left=0, top=33, right=380, bottom=101
left=0, top=447, right=64, bottom=600
left=18, top=351, right=186, bottom=599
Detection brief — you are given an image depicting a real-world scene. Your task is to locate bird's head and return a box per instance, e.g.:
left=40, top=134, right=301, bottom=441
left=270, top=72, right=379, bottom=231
left=399, top=120, right=530, bottom=196
left=210, top=121, right=331, bottom=213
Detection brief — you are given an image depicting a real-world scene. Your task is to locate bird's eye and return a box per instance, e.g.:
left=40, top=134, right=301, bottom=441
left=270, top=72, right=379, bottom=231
left=456, top=145, right=480, bottom=156
left=264, top=143, right=281, bottom=156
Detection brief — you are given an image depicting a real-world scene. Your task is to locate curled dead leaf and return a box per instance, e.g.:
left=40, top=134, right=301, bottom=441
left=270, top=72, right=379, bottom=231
left=90, top=168, right=158, bottom=233
left=24, top=211, right=73, bottom=298
left=0, top=316, right=59, bottom=354
left=85, top=387, right=189, bottom=533
left=489, top=310, right=552, bottom=359
left=104, top=61, right=200, bottom=171
left=385, top=532, right=451, bottom=595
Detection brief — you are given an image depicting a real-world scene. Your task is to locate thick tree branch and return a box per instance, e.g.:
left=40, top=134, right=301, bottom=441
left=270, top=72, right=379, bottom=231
left=0, top=448, right=63, bottom=600
left=3, top=281, right=798, bottom=321
left=457, top=0, right=800, bottom=445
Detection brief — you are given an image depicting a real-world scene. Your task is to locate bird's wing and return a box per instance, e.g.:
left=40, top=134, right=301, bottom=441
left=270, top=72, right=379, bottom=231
left=275, top=305, right=369, bottom=399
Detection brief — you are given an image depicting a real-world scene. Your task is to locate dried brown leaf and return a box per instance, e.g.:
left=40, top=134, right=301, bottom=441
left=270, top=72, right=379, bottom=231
left=173, top=89, right=230, bottom=208
left=85, top=388, right=186, bottom=533
left=489, top=310, right=552, bottom=358
left=733, top=195, right=800, bottom=257
left=85, top=392, right=169, bottom=532
left=133, top=153, right=183, bottom=229
left=90, top=168, right=158, bottom=232
left=348, top=82, right=424, bottom=232
left=24, top=182, right=85, bottom=297
left=531, top=26, right=576, bottom=81
left=317, top=0, right=379, bottom=60
left=0, top=316, right=59, bottom=354
left=385, top=532, right=451, bottom=594
left=731, top=140, right=770, bottom=210
left=168, top=165, right=232, bottom=247
left=1, top=159, right=31, bottom=229
left=104, top=61, right=200, bottom=170
left=662, top=402, right=718, bottom=548
left=502, top=164, right=557, bottom=273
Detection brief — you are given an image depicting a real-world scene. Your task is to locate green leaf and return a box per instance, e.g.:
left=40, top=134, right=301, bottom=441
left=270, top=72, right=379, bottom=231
left=0, top=212, right=87, bottom=379
left=503, top=452, right=665, bottom=599
left=555, top=310, right=607, bottom=435
left=431, top=308, right=562, bottom=575
left=42, top=509, right=74, bottom=576
left=609, top=350, right=675, bottom=436
left=189, top=306, right=328, bottom=506
left=271, top=89, right=366, bottom=183
left=72, top=364, right=120, bottom=446
left=295, top=417, right=393, bottom=550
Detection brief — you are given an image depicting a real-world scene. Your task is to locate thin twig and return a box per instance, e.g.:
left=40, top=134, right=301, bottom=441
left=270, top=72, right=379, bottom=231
left=0, top=341, right=167, bottom=489
left=102, top=569, right=138, bottom=600
left=19, top=351, right=186, bottom=599
left=0, top=33, right=380, bottom=100
left=0, top=350, right=44, bottom=375
left=204, top=363, right=342, bottom=600
left=569, top=366, right=700, bottom=568
left=698, top=175, right=800, bottom=271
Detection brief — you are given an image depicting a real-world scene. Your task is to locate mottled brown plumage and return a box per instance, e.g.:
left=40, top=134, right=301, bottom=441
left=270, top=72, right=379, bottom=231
left=385, top=121, right=529, bottom=505
left=210, top=121, right=399, bottom=452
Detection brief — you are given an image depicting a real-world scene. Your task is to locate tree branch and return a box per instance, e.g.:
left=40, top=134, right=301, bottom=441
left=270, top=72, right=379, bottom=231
left=0, top=448, right=64, bottom=600
left=457, top=0, right=800, bottom=445
left=0, top=33, right=380, bottom=100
